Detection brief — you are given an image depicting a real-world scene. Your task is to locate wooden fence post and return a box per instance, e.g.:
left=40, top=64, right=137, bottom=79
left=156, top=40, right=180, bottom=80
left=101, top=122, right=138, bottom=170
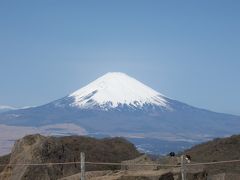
left=80, top=152, right=85, bottom=180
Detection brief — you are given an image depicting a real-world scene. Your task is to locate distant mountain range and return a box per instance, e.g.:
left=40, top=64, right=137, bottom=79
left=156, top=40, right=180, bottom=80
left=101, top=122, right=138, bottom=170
left=0, top=72, right=240, bottom=155
left=0, top=105, right=34, bottom=113
left=0, top=105, right=17, bottom=113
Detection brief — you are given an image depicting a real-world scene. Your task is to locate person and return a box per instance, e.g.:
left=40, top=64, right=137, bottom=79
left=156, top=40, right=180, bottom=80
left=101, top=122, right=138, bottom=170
left=185, top=154, right=191, bottom=163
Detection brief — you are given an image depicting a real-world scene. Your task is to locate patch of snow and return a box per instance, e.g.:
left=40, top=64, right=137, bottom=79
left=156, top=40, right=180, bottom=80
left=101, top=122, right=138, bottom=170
left=0, top=105, right=16, bottom=110
left=0, top=105, right=34, bottom=113
left=19, top=106, right=35, bottom=109
left=69, top=72, right=169, bottom=109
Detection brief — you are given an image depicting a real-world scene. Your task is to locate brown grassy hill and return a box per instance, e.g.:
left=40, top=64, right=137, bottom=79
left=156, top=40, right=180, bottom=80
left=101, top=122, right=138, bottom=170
left=0, top=134, right=140, bottom=180
left=184, top=134, right=240, bottom=175
left=0, top=154, right=10, bottom=173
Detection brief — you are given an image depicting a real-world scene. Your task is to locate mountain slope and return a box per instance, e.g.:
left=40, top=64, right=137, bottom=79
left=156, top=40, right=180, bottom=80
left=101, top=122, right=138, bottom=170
left=184, top=134, right=240, bottom=175
left=68, top=72, right=169, bottom=109
left=0, top=134, right=140, bottom=180
left=0, top=72, right=240, bottom=154
left=0, top=105, right=16, bottom=113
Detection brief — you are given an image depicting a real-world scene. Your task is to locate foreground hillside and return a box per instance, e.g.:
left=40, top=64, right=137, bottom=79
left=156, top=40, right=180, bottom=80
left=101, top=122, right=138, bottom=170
left=184, top=134, right=240, bottom=175
left=60, top=134, right=240, bottom=180
left=1, top=134, right=240, bottom=180
left=0, top=135, right=140, bottom=180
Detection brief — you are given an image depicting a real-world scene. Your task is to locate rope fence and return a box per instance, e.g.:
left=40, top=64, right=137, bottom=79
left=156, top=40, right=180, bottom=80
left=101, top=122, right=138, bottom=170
left=1, top=154, right=240, bottom=180
left=0, top=159, right=240, bottom=167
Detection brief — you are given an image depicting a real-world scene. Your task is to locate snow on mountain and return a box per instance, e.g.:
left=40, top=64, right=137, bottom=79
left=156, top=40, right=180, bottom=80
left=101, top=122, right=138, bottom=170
left=0, top=72, right=240, bottom=155
left=0, top=105, right=34, bottom=113
left=69, top=72, right=169, bottom=109
left=0, top=105, right=16, bottom=110
left=0, top=105, right=17, bottom=113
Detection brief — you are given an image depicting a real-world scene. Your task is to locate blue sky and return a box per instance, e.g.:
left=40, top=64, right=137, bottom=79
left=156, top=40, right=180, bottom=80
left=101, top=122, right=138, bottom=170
left=0, top=0, right=240, bottom=115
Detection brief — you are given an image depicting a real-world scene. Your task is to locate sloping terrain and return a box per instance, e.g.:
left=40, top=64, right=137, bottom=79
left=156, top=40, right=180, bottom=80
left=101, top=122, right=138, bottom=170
left=61, top=133, right=240, bottom=180
left=0, top=154, right=10, bottom=173
left=59, top=155, right=207, bottom=180
left=184, top=134, right=240, bottom=175
left=1, top=72, right=240, bottom=155
left=0, top=134, right=140, bottom=180
left=0, top=105, right=16, bottom=113
left=2, top=134, right=240, bottom=179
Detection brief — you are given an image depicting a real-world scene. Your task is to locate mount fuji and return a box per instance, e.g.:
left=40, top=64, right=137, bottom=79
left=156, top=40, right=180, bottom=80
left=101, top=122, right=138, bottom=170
left=0, top=72, right=240, bottom=154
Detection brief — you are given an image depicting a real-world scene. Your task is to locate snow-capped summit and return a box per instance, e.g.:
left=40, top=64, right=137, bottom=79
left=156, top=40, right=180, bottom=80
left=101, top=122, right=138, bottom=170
left=1, top=72, right=240, bottom=155
left=69, top=72, right=169, bottom=109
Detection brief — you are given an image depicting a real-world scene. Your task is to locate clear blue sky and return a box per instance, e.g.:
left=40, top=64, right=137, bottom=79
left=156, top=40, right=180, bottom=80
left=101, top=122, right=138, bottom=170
left=0, top=0, right=240, bottom=115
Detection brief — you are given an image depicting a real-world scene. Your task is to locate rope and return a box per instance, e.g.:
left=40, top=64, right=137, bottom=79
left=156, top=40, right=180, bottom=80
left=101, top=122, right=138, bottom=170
left=85, top=161, right=181, bottom=167
left=0, top=159, right=239, bottom=167
left=186, top=159, right=240, bottom=166
left=0, top=161, right=80, bottom=167
left=0, top=161, right=179, bottom=167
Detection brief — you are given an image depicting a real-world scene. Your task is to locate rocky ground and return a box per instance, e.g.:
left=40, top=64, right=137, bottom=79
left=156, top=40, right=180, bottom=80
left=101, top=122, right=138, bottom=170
left=183, top=134, right=240, bottom=176
left=0, top=134, right=240, bottom=180
left=0, top=134, right=140, bottom=180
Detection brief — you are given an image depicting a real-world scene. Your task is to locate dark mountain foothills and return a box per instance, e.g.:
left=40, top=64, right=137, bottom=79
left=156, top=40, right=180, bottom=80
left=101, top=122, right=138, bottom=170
left=0, top=134, right=140, bottom=180
left=183, top=134, right=240, bottom=176
left=0, top=134, right=240, bottom=180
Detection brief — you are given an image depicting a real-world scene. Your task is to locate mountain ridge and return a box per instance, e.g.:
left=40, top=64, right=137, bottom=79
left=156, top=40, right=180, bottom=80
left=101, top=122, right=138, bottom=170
left=0, top=72, right=239, bottom=155
left=0, top=105, right=17, bottom=113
